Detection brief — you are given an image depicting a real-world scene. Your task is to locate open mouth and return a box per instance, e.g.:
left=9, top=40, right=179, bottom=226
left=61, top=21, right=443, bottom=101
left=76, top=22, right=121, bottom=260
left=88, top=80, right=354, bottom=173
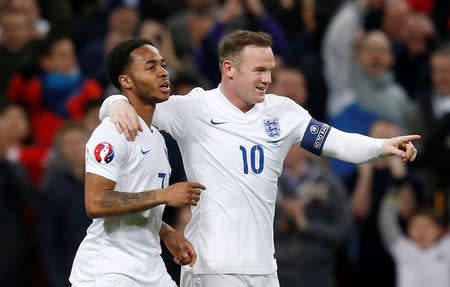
left=256, top=86, right=266, bottom=93
left=160, top=82, right=170, bottom=93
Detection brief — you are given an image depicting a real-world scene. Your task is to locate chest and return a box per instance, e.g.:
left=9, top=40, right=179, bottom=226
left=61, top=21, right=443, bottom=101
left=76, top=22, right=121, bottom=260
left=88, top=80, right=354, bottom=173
left=120, top=132, right=171, bottom=190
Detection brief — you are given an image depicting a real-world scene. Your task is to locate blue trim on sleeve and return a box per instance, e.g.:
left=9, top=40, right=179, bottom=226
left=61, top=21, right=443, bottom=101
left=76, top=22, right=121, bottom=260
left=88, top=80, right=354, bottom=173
left=300, top=118, right=331, bottom=156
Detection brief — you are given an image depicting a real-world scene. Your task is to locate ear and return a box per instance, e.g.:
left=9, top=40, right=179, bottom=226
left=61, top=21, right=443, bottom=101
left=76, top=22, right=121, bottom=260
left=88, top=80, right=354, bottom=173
left=119, top=74, right=132, bottom=90
left=222, top=60, right=235, bottom=79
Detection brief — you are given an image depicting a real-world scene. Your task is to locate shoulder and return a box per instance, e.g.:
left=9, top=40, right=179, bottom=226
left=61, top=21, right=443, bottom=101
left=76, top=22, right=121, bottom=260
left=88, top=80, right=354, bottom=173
left=264, top=94, right=309, bottom=114
left=87, top=118, right=128, bottom=150
left=170, top=87, right=207, bottom=102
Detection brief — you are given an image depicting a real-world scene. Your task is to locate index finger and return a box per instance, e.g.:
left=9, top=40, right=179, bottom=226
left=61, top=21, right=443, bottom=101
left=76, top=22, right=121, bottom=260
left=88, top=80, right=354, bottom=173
left=395, top=135, right=421, bottom=143
left=189, top=182, right=206, bottom=190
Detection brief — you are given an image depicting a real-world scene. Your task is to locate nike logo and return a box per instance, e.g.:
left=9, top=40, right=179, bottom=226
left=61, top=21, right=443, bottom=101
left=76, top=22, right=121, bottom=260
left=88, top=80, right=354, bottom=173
left=141, top=148, right=151, bottom=155
left=210, top=119, right=228, bottom=125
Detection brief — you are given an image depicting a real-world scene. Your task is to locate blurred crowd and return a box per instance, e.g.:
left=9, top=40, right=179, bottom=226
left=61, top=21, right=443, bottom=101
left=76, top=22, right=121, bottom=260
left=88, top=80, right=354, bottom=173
left=0, top=0, right=449, bottom=286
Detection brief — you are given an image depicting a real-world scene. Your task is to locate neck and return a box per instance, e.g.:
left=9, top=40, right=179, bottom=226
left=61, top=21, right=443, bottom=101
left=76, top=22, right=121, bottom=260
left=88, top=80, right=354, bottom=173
left=220, top=82, right=253, bottom=113
left=124, top=91, right=156, bottom=126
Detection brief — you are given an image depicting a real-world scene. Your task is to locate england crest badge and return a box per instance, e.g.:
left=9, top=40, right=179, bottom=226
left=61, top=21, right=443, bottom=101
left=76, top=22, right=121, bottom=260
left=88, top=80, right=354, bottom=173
left=264, top=119, right=280, bottom=138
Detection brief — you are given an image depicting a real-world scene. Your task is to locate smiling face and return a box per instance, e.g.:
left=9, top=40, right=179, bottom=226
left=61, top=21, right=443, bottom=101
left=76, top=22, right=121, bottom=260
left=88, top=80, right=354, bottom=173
left=224, top=45, right=275, bottom=111
left=121, top=44, right=170, bottom=104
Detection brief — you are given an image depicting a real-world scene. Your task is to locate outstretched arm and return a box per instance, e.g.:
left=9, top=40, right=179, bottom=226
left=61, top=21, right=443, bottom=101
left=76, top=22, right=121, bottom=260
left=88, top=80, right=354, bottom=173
left=322, top=127, right=419, bottom=163
left=378, top=194, right=403, bottom=252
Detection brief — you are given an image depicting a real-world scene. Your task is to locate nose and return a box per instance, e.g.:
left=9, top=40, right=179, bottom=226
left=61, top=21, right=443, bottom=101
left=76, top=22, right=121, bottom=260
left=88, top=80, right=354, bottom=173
left=159, top=66, right=169, bottom=77
left=261, top=71, right=271, bottom=84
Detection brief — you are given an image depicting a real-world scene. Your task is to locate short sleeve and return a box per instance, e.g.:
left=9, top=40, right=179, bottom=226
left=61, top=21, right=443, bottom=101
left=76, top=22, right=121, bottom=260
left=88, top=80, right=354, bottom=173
left=153, top=87, right=205, bottom=141
left=85, top=119, right=128, bottom=182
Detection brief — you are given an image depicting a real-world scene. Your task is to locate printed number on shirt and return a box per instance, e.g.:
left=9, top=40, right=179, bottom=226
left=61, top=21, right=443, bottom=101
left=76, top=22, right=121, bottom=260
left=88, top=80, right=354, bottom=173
left=158, top=173, right=166, bottom=188
left=239, top=145, right=264, bottom=174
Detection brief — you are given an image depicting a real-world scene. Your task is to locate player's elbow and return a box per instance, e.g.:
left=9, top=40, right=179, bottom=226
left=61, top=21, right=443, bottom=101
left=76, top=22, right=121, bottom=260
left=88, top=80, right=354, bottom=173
left=85, top=201, right=102, bottom=219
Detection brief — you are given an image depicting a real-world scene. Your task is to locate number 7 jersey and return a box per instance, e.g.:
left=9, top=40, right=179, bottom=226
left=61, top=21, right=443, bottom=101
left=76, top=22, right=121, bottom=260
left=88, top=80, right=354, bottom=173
left=153, top=86, right=320, bottom=275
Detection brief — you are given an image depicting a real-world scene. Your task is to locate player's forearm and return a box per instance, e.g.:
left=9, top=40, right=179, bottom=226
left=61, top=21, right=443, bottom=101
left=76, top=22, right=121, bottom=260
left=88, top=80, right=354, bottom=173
left=86, top=189, right=166, bottom=218
left=322, top=128, right=384, bottom=163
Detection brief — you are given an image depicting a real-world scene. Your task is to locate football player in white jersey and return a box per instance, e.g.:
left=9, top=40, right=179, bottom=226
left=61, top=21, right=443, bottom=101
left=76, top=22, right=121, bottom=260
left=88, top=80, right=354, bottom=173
left=99, top=31, right=420, bottom=287
left=69, top=39, right=205, bottom=287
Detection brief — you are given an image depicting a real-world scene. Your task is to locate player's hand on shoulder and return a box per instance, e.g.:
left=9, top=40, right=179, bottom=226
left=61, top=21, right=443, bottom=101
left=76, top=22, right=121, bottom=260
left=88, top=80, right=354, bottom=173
left=110, top=99, right=142, bottom=141
left=381, top=134, right=420, bottom=162
left=163, top=182, right=205, bottom=207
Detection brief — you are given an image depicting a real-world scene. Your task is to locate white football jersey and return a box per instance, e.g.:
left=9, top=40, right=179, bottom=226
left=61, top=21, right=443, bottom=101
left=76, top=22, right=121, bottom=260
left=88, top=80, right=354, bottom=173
left=70, top=117, right=173, bottom=286
left=392, top=236, right=450, bottom=287
left=152, top=86, right=329, bottom=275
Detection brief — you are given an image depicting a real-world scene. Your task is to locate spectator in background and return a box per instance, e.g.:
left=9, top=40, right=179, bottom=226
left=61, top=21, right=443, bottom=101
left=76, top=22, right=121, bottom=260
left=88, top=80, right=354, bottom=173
left=379, top=192, right=450, bottom=287
left=275, top=145, right=351, bottom=287
left=347, top=120, right=421, bottom=287
left=393, top=13, right=436, bottom=97
left=0, top=105, right=37, bottom=287
left=194, top=0, right=287, bottom=84
left=352, top=31, right=411, bottom=126
left=416, top=45, right=450, bottom=192
left=79, top=4, right=139, bottom=87
left=270, top=66, right=308, bottom=106
left=8, top=0, right=50, bottom=39
left=0, top=9, right=38, bottom=105
left=8, top=35, right=103, bottom=149
left=322, top=0, right=385, bottom=116
left=329, top=31, right=413, bottom=181
left=36, top=122, right=91, bottom=287
left=1, top=104, right=49, bottom=186
left=167, top=0, right=218, bottom=65
left=382, top=0, right=411, bottom=44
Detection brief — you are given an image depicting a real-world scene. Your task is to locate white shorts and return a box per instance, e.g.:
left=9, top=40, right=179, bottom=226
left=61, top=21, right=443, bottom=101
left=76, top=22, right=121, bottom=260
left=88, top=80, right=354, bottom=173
left=71, top=252, right=177, bottom=287
left=180, top=268, right=279, bottom=287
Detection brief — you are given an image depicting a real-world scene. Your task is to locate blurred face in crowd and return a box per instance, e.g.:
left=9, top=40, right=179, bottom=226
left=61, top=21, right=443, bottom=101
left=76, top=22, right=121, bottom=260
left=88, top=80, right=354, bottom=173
left=9, top=0, right=40, bottom=21
left=42, top=38, right=77, bottom=74
left=223, top=45, right=275, bottom=111
left=59, top=127, right=88, bottom=170
left=139, top=19, right=164, bottom=48
left=383, top=0, right=410, bottom=43
left=404, top=13, right=434, bottom=56
left=431, top=53, right=450, bottom=95
left=108, top=7, right=139, bottom=37
left=270, top=68, right=308, bottom=106
left=0, top=10, right=32, bottom=52
left=408, top=214, right=441, bottom=249
left=1, top=105, right=29, bottom=144
left=358, top=31, right=393, bottom=77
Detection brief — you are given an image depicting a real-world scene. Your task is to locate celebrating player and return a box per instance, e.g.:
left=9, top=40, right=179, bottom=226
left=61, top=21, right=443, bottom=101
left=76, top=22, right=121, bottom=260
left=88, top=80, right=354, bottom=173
left=101, top=31, right=419, bottom=287
left=70, top=39, right=205, bottom=287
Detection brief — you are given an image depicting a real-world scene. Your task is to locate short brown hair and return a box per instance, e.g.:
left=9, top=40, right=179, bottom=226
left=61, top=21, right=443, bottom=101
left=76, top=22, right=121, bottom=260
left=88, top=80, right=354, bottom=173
left=219, top=30, right=272, bottom=69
